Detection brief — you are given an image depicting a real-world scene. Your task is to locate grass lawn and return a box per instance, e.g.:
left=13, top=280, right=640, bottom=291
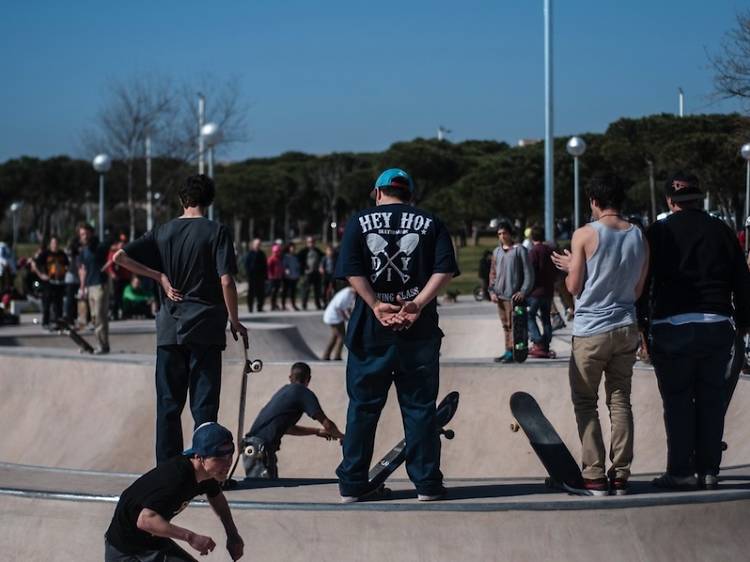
left=446, top=236, right=497, bottom=297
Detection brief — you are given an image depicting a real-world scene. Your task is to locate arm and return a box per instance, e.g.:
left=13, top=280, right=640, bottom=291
left=488, top=251, right=497, bottom=302
left=551, top=227, right=590, bottom=297
left=207, top=492, right=244, bottom=561
left=312, top=412, right=345, bottom=440
left=136, top=508, right=216, bottom=556
left=30, top=259, right=48, bottom=281
left=113, top=249, right=182, bottom=302
left=347, top=275, right=401, bottom=328
left=634, top=237, right=650, bottom=299
left=221, top=273, right=248, bottom=346
left=514, top=248, right=535, bottom=303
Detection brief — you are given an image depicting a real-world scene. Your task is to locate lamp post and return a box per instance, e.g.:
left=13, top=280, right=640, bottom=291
left=198, top=94, right=206, bottom=175
left=200, top=122, right=222, bottom=221
left=9, top=202, right=23, bottom=249
left=145, top=135, right=153, bottom=231
left=742, top=143, right=750, bottom=253
left=566, top=137, right=586, bottom=229
left=543, top=0, right=554, bottom=241
left=92, top=154, right=112, bottom=240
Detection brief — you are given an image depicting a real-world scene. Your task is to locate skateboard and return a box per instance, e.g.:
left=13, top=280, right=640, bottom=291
left=366, top=391, right=459, bottom=495
left=509, top=391, right=589, bottom=495
left=511, top=302, right=529, bottom=363
left=35, top=318, right=94, bottom=354
left=226, top=343, right=263, bottom=485
left=720, top=332, right=746, bottom=453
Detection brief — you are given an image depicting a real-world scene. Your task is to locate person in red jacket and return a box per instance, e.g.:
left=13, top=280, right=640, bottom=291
left=267, top=244, right=284, bottom=311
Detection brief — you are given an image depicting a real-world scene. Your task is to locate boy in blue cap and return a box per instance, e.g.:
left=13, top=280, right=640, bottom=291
left=105, top=422, right=244, bottom=561
left=335, top=168, right=459, bottom=502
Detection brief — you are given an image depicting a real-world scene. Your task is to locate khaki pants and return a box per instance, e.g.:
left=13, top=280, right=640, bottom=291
left=87, top=283, right=110, bottom=350
left=496, top=299, right=513, bottom=352
left=569, top=323, right=639, bottom=480
left=323, top=322, right=345, bottom=360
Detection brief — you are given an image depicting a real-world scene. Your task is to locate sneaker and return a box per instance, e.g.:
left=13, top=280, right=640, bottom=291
left=340, top=495, right=360, bottom=504
left=417, top=486, right=447, bottom=501
left=339, top=485, right=390, bottom=503
left=494, top=351, right=513, bottom=363
left=610, top=478, right=629, bottom=496
left=651, top=473, right=698, bottom=490
left=529, top=345, right=551, bottom=359
left=700, top=474, right=718, bottom=490
left=582, top=478, right=609, bottom=497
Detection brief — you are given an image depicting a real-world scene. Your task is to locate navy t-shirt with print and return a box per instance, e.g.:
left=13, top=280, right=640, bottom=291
left=335, top=203, right=459, bottom=350
left=124, top=217, right=237, bottom=348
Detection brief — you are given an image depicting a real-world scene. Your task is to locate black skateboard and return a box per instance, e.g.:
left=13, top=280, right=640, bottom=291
left=226, top=342, right=263, bottom=486
left=366, top=391, right=459, bottom=495
left=512, top=303, right=529, bottom=363
left=510, top=391, right=589, bottom=495
left=37, top=318, right=95, bottom=354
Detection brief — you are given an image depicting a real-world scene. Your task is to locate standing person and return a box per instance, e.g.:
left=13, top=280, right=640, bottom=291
left=643, top=172, right=750, bottom=491
left=298, top=236, right=324, bottom=310
left=267, top=244, right=284, bottom=311
left=113, top=174, right=248, bottom=463
left=321, top=283, right=356, bottom=361
left=320, top=244, right=337, bottom=304
left=30, top=235, right=69, bottom=328
left=77, top=223, right=111, bottom=354
left=527, top=227, right=556, bottom=358
left=104, top=422, right=244, bottom=561
left=243, top=238, right=267, bottom=313
left=63, top=238, right=80, bottom=325
left=282, top=242, right=301, bottom=311
left=552, top=173, right=649, bottom=496
left=477, top=250, right=492, bottom=301
left=106, top=234, right=132, bottom=321
left=488, top=222, right=534, bottom=363
left=243, top=362, right=344, bottom=479
left=335, top=168, right=459, bottom=502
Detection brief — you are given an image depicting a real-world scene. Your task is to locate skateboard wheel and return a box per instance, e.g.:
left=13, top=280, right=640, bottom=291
left=244, top=445, right=256, bottom=457
left=721, top=441, right=728, bottom=451
left=510, top=422, right=520, bottom=433
left=249, top=360, right=263, bottom=372
left=442, top=429, right=455, bottom=440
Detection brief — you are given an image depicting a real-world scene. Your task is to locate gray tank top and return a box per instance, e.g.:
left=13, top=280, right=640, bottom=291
left=573, top=221, right=645, bottom=337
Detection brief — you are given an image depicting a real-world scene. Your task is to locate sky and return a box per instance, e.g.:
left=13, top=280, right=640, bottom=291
left=0, top=0, right=746, bottom=163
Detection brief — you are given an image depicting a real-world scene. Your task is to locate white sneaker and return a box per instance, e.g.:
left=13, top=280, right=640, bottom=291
left=417, top=488, right=447, bottom=501
left=340, top=495, right=359, bottom=504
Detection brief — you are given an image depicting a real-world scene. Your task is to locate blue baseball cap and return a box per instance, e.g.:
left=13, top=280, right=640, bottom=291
left=183, top=422, right=235, bottom=458
left=374, top=168, right=414, bottom=194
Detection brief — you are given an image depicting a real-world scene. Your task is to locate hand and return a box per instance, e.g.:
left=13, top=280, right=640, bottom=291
left=316, top=429, right=334, bottom=441
left=511, top=292, right=525, bottom=304
left=393, top=298, right=422, bottom=331
left=226, top=533, right=244, bottom=560
left=490, top=293, right=498, bottom=303
left=187, top=532, right=216, bottom=556
left=551, top=250, right=572, bottom=272
left=372, top=300, right=401, bottom=328
left=40, top=274, right=50, bottom=282
left=230, top=320, right=248, bottom=348
left=159, top=273, right=183, bottom=302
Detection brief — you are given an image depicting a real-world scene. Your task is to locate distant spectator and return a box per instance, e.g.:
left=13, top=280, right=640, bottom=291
left=282, top=243, right=301, bottom=311
left=122, top=275, right=155, bottom=318
left=477, top=250, right=492, bottom=301
left=527, top=227, right=556, bottom=358
left=320, top=244, right=337, bottom=304
left=78, top=223, right=111, bottom=354
left=267, top=244, right=284, bottom=311
left=297, top=236, right=324, bottom=310
left=243, top=238, right=267, bottom=312
left=321, top=284, right=355, bottom=361
left=30, top=235, right=69, bottom=328
left=106, top=234, right=132, bottom=320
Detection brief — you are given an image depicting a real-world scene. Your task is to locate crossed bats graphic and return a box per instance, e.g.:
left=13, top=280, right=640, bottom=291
left=366, top=232, right=419, bottom=283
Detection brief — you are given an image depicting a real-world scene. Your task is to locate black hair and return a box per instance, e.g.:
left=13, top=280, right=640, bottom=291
left=179, top=174, right=215, bottom=209
left=530, top=226, right=544, bottom=242
left=497, top=221, right=514, bottom=236
left=377, top=185, right=411, bottom=202
left=290, top=362, right=312, bottom=383
left=586, top=173, right=625, bottom=210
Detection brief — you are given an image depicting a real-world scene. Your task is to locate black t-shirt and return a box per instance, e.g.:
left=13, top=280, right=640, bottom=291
left=80, top=240, right=109, bottom=287
left=248, top=384, right=323, bottom=452
left=335, top=203, right=459, bottom=350
left=35, top=249, right=69, bottom=284
left=105, top=455, right=221, bottom=554
left=124, top=217, right=238, bottom=347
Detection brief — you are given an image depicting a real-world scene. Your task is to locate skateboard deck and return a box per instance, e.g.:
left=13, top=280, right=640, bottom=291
left=226, top=343, right=263, bottom=485
left=512, top=303, right=529, bottom=363
left=510, top=391, right=588, bottom=495
left=37, top=318, right=94, bottom=353
left=367, top=391, right=459, bottom=493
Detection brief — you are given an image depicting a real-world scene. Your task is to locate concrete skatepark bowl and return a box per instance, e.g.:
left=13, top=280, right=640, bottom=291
left=1, top=301, right=750, bottom=561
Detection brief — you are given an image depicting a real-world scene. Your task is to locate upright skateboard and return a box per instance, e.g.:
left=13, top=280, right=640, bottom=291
left=366, top=391, right=459, bottom=495
left=509, top=391, right=589, bottom=495
left=511, top=302, right=529, bottom=363
left=36, top=318, right=94, bottom=354
left=226, top=343, right=263, bottom=485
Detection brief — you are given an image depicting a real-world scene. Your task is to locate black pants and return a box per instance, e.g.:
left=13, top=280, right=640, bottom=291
left=64, top=283, right=78, bottom=323
left=155, top=344, right=223, bottom=463
left=105, top=538, right=197, bottom=561
left=246, top=276, right=266, bottom=312
left=650, top=321, right=734, bottom=477
left=301, top=272, right=323, bottom=309
left=282, top=278, right=298, bottom=309
left=41, top=282, right=64, bottom=325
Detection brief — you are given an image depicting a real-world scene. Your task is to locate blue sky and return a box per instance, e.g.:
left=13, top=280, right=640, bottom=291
left=0, top=0, right=746, bottom=162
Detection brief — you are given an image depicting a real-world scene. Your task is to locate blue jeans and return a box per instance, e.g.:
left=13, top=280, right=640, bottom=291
left=337, top=339, right=443, bottom=496
left=527, top=296, right=552, bottom=349
left=155, top=344, right=223, bottom=463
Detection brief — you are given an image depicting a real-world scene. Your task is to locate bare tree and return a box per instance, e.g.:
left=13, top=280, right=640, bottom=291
left=710, top=9, right=750, bottom=103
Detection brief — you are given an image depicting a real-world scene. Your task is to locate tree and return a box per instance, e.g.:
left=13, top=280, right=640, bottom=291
left=710, top=9, right=750, bottom=103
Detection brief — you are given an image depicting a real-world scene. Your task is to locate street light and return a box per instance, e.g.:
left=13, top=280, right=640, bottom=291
left=741, top=143, right=750, bottom=252
left=566, top=136, right=586, bottom=229
left=9, top=201, right=23, bottom=249
left=92, top=154, right=112, bottom=240
left=201, top=122, right=222, bottom=220
left=145, top=135, right=153, bottom=231
left=543, top=0, right=554, bottom=241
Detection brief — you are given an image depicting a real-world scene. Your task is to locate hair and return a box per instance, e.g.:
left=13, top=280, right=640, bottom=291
left=179, top=174, right=215, bottom=209
left=377, top=182, right=412, bottom=202
left=530, top=226, right=544, bottom=242
left=586, top=173, right=625, bottom=210
left=290, top=362, right=312, bottom=384
left=497, top=221, right=514, bottom=236
left=77, top=222, right=94, bottom=233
